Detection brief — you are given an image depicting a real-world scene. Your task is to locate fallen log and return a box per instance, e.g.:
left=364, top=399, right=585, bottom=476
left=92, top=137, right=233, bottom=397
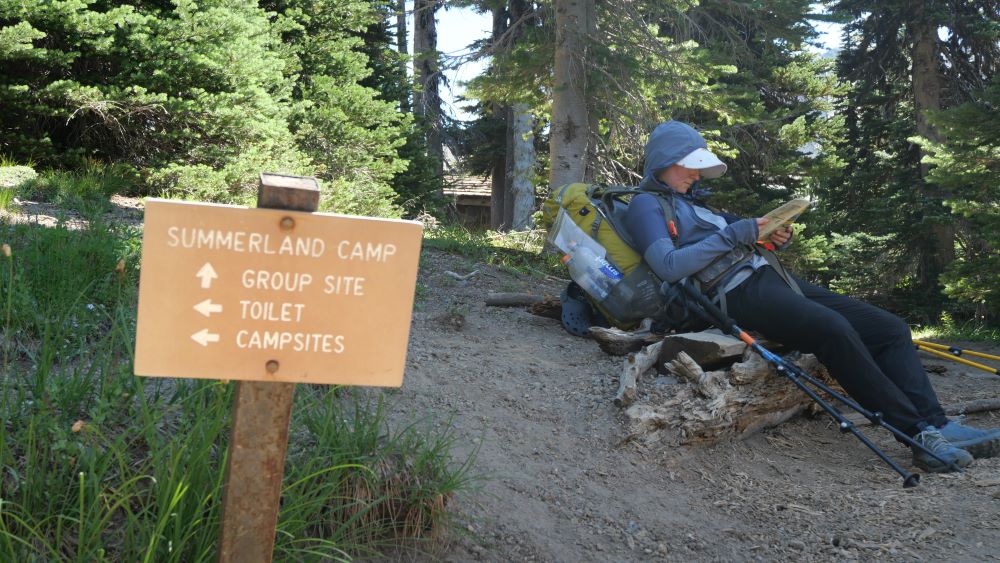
left=484, top=293, right=562, bottom=321
left=622, top=345, right=834, bottom=445
left=527, top=296, right=562, bottom=320
left=844, top=397, right=1000, bottom=427
left=947, top=397, right=1000, bottom=416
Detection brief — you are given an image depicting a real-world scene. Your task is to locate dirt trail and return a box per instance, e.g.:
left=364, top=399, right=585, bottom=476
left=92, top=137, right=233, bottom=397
left=399, top=247, right=1000, bottom=562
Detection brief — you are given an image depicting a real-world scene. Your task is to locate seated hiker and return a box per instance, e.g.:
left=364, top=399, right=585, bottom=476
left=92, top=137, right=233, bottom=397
left=623, top=120, right=1000, bottom=473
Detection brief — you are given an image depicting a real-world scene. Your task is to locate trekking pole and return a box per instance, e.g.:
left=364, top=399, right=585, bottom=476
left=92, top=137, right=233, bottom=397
left=767, top=355, right=964, bottom=473
left=913, top=340, right=1000, bottom=376
left=674, top=281, right=924, bottom=488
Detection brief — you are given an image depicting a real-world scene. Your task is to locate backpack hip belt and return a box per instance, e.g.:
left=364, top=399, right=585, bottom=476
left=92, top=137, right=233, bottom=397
left=693, top=245, right=754, bottom=291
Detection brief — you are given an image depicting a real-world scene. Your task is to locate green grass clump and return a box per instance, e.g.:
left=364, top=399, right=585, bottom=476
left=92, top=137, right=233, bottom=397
left=16, top=162, right=138, bottom=217
left=0, top=163, right=39, bottom=211
left=911, top=311, right=1000, bottom=342
left=281, top=389, right=478, bottom=558
left=423, top=224, right=564, bottom=277
left=0, top=220, right=479, bottom=561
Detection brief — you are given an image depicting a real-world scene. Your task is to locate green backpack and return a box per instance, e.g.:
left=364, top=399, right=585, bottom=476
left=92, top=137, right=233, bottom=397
left=540, top=182, right=800, bottom=331
left=540, top=182, right=695, bottom=330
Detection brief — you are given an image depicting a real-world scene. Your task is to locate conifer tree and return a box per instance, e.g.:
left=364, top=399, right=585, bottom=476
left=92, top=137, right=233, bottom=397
left=414, top=0, right=444, bottom=178
left=0, top=0, right=414, bottom=216
left=823, top=0, right=1000, bottom=312
left=920, top=79, right=1000, bottom=321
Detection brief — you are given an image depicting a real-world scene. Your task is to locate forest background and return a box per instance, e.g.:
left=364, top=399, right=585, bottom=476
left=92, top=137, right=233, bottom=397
left=2, top=0, right=999, bottom=324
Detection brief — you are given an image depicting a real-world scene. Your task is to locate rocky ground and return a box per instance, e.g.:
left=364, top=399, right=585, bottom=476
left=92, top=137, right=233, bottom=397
left=398, top=246, right=1000, bottom=562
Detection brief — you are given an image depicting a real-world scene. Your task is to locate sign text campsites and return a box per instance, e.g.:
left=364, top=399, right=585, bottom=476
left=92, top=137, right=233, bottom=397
left=134, top=198, right=422, bottom=386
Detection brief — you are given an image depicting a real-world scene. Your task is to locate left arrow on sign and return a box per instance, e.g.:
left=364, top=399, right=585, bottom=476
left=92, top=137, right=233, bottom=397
left=191, top=328, right=220, bottom=346
left=193, top=299, right=223, bottom=317
left=196, top=262, right=218, bottom=289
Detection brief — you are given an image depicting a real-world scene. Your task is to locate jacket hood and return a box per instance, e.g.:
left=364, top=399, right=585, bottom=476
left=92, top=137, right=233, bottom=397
left=639, top=121, right=722, bottom=190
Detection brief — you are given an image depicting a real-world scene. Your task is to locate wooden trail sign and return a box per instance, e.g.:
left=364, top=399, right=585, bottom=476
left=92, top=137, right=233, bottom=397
left=133, top=174, right=423, bottom=563
left=134, top=183, right=423, bottom=386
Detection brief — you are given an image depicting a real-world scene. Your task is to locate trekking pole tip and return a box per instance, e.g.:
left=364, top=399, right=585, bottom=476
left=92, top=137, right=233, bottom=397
left=903, top=474, right=921, bottom=488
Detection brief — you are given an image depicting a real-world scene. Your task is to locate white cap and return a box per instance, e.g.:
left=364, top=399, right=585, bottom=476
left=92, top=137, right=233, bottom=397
left=677, top=148, right=728, bottom=179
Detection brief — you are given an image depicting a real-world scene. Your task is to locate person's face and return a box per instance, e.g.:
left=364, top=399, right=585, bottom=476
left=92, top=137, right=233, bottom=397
left=657, top=164, right=700, bottom=193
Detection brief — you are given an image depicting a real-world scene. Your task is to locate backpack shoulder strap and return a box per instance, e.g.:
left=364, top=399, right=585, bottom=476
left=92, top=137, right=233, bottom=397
left=756, top=246, right=803, bottom=296
left=644, top=190, right=678, bottom=241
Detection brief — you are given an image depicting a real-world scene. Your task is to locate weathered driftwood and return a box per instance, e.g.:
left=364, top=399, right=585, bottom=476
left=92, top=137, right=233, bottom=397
left=658, top=331, right=747, bottom=370
left=614, top=340, right=663, bottom=408
left=613, top=331, right=748, bottom=409
left=590, top=319, right=660, bottom=356
left=623, top=345, right=833, bottom=446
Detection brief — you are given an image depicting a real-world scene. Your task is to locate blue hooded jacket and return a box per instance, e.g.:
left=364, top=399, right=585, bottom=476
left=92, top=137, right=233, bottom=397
left=624, top=121, right=763, bottom=288
left=639, top=121, right=713, bottom=191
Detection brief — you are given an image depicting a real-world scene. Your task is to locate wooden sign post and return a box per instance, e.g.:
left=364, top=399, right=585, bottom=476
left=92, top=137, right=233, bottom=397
left=133, top=173, right=423, bottom=562
left=217, top=175, right=314, bottom=563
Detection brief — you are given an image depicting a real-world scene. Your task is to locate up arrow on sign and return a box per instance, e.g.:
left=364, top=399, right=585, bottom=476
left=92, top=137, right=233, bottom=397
left=196, top=262, right=218, bottom=288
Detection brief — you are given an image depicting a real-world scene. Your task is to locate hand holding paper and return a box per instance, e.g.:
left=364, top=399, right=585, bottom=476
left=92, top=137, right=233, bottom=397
left=757, top=198, right=810, bottom=241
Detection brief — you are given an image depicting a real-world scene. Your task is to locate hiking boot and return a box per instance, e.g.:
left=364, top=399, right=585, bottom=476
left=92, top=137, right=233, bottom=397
left=911, top=426, right=973, bottom=473
left=938, top=418, right=1000, bottom=459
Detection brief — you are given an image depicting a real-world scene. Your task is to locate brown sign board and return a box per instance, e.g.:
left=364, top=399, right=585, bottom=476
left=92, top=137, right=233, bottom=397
left=134, top=198, right=423, bottom=386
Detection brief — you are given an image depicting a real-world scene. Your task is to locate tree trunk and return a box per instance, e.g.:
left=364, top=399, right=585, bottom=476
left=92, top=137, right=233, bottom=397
left=908, top=2, right=955, bottom=290
left=509, top=102, right=536, bottom=230
left=499, top=0, right=536, bottom=230
left=396, top=0, right=409, bottom=112
left=490, top=5, right=510, bottom=230
left=549, top=0, right=595, bottom=188
left=414, top=0, right=443, bottom=178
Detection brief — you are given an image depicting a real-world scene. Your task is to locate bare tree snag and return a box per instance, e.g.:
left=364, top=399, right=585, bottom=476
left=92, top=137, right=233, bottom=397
left=509, top=102, right=536, bottom=230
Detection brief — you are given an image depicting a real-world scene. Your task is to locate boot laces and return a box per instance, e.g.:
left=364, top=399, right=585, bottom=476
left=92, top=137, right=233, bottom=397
left=916, top=427, right=953, bottom=455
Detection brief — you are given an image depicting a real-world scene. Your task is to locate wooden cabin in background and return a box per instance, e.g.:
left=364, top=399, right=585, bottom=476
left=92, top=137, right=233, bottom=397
left=443, top=175, right=491, bottom=227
